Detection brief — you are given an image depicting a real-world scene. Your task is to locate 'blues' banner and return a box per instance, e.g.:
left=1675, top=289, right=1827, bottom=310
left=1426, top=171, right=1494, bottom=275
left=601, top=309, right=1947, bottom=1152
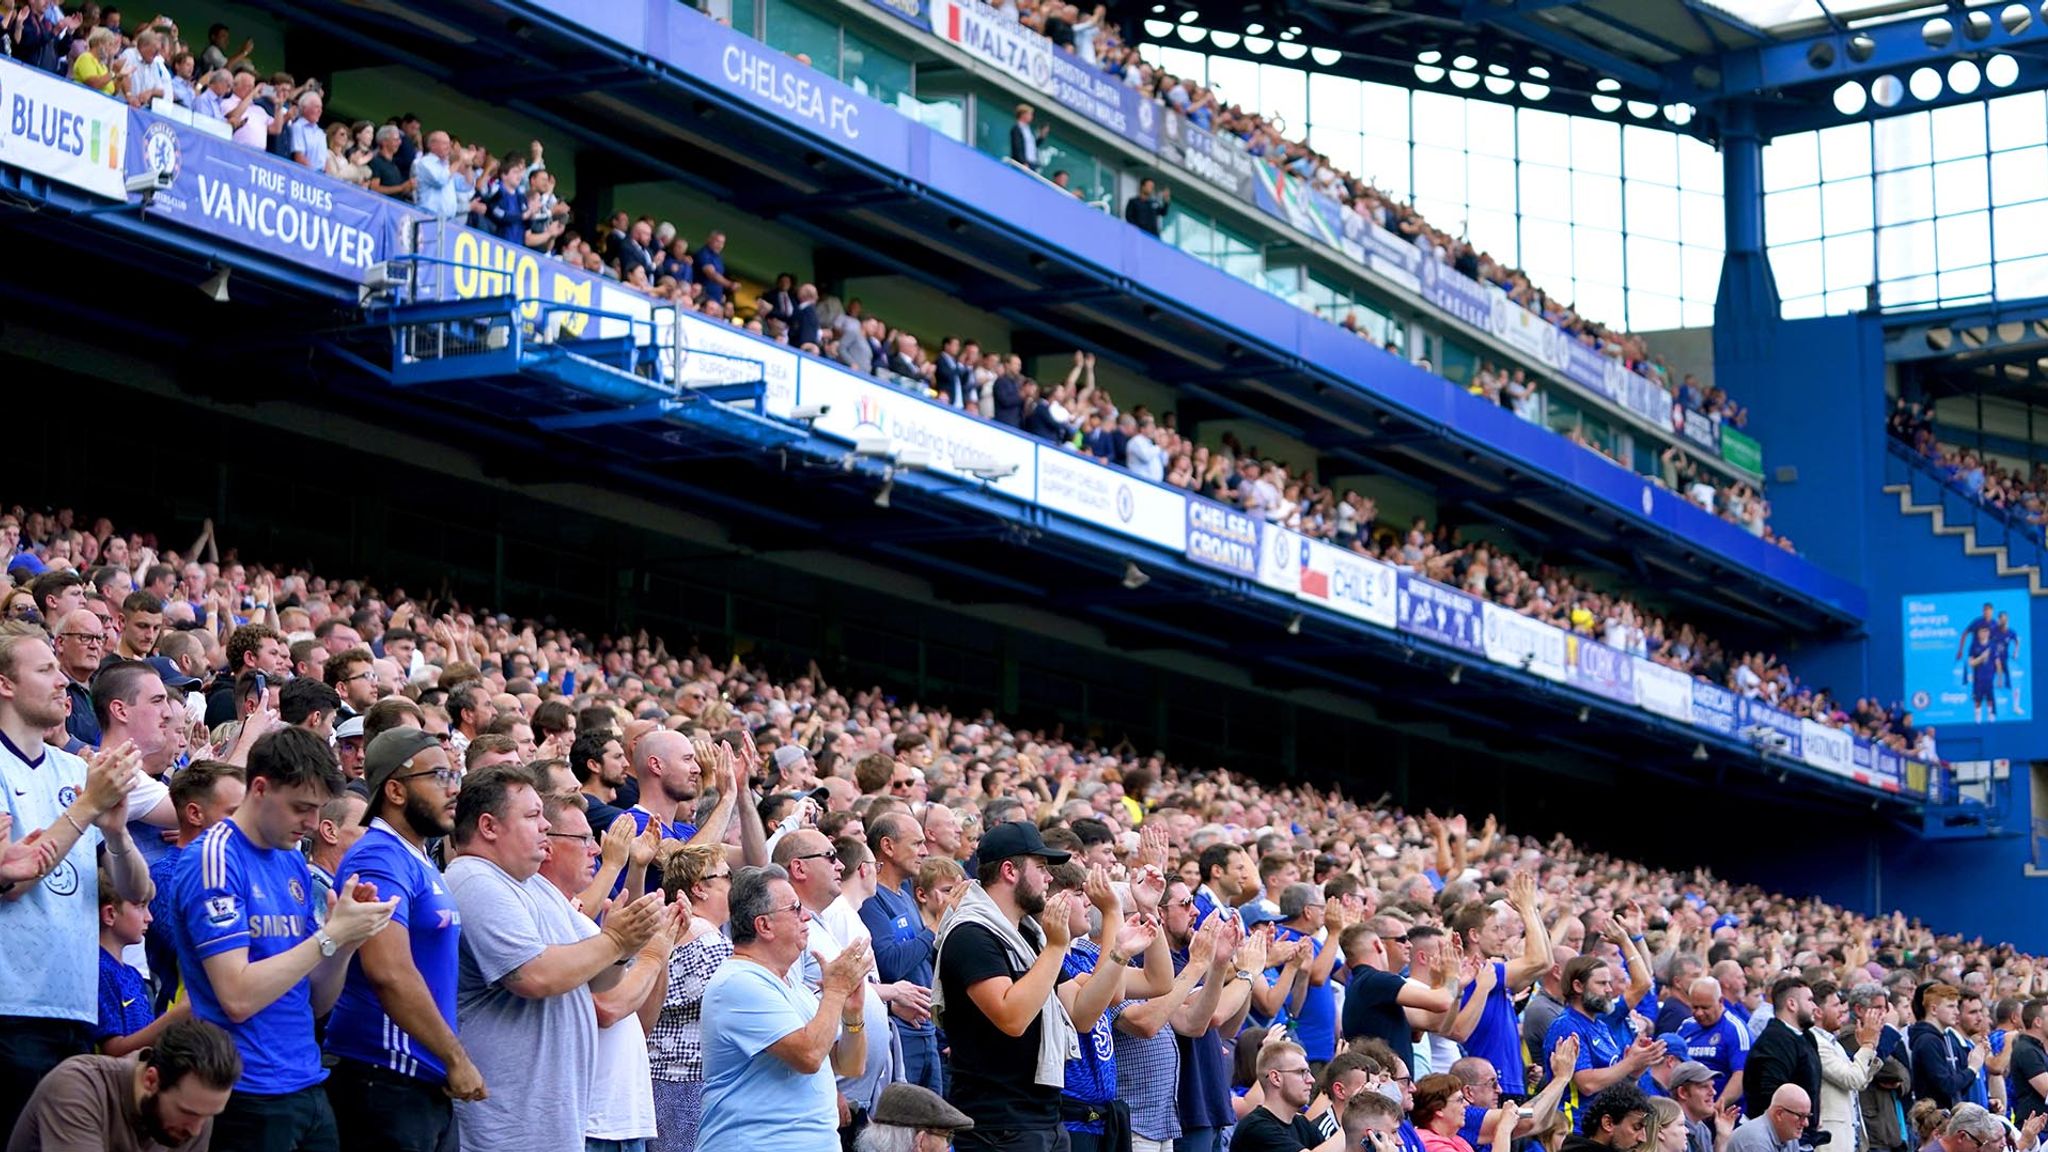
left=1, top=56, right=128, bottom=199
left=1396, top=573, right=1484, bottom=655
left=1691, top=681, right=1739, bottom=735
left=130, top=109, right=419, bottom=280
left=1566, top=636, right=1637, bottom=704
left=1185, top=499, right=1260, bottom=577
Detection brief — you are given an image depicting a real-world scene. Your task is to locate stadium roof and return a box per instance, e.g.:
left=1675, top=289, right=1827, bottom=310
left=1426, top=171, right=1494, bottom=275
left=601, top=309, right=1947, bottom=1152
left=1126, top=0, right=2048, bottom=139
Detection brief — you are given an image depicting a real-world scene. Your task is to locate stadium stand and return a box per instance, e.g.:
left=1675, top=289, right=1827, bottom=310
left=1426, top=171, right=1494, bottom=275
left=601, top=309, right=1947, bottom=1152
left=4, top=1, right=2048, bottom=1151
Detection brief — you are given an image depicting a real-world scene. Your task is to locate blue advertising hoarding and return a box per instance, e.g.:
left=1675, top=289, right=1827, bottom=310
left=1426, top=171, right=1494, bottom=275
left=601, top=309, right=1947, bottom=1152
left=1902, top=590, right=2032, bottom=726
left=1184, top=498, right=1259, bottom=577
left=127, top=109, right=420, bottom=280
left=1396, top=573, right=1484, bottom=655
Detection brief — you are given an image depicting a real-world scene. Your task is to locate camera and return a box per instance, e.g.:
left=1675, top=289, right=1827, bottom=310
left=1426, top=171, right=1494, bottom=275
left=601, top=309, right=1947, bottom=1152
left=126, top=169, right=175, bottom=196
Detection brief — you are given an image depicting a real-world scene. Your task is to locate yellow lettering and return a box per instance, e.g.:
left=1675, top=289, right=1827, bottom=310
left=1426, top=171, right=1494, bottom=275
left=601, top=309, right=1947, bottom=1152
left=552, top=275, right=592, bottom=337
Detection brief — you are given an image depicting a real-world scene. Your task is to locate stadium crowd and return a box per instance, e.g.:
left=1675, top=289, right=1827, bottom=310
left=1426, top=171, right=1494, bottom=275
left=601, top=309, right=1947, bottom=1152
left=0, top=500, right=2017, bottom=1152
left=1890, top=400, right=2048, bottom=543
left=0, top=0, right=1769, bottom=538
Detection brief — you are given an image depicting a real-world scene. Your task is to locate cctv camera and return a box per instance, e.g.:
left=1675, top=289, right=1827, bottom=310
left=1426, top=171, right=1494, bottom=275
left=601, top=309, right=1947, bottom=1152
left=126, top=168, right=174, bottom=196
left=792, top=403, right=830, bottom=421
left=896, top=447, right=932, bottom=470
left=854, top=434, right=894, bottom=458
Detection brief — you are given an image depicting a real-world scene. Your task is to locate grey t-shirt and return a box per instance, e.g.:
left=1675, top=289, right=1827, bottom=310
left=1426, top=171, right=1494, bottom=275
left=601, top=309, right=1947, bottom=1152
left=447, top=857, right=599, bottom=1152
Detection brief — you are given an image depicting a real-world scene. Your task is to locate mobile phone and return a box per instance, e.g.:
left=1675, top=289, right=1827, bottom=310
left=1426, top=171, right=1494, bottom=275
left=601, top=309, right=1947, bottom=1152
left=252, top=672, right=267, bottom=701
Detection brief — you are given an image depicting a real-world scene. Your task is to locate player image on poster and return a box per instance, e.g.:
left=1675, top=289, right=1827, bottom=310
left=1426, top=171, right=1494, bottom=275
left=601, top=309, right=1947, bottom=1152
left=1902, top=590, right=2031, bottom=726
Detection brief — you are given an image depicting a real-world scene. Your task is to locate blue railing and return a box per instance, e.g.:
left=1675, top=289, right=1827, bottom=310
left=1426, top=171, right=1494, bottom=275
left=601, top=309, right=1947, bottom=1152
left=1886, top=436, right=2048, bottom=574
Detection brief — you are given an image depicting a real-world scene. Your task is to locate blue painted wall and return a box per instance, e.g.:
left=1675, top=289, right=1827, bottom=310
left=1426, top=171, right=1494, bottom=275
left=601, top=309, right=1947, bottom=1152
left=1709, top=311, right=2048, bottom=948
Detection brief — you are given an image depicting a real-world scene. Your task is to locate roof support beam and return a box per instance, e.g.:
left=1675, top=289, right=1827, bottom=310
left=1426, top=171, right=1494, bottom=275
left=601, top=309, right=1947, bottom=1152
left=1726, top=8, right=2048, bottom=97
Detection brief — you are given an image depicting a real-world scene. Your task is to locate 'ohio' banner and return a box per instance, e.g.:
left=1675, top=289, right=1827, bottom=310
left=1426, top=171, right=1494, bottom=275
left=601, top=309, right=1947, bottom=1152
left=130, top=109, right=419, bottom=280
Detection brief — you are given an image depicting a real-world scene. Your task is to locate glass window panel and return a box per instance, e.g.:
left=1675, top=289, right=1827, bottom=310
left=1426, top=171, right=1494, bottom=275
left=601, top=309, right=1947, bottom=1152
left=1468, top=208, right=1519, bottom=264
left=1825, top=288, right=1868, bottom=314
left=1627, top=292, right=1682, bottom=333
left=1627, top=181, right=1680, bottom=241
left=1522, top=218, right=1574, bottom=285
left=1259, top=64, right=1308, bottom=132
left=1362, top=82, right=1410, bottom=138
left=1158, top=46, right=1209, bottom=83
left=1413, top=145, right=1467, bottom=205
left=1308, top=73, right=1362, bottom=135
left=1990, top=147, right=2048, bottom=208
left=762, top=0, right=841, bottom=78
left=1317, top=131, right=1367, bottom=185
left=1880, top=274, right=1939, bottom=309
left=1520, top=163, right=1572, bottom=221
left=1627, top=236, right=1681, bottom=295
left=1994, top=204, right=2048, bottom=261
left=1572, top=117, right=1622, bottom=176
left=1771, top=238, right=1825, bottom=300
left=1823, top=230, right=1872, bottom=291
left=1413, top=198, right=1467, bottom=231
left=1875, top=166, right=1934, bottom=225
left=1816, top=123, right=1872, bottom=182
left=1576, top=281, right=1627, bottom=326
left=1677, top=135, right=1722, bottom=194
left=1682, top=245, right=1724, bottom=302
left=1683, top=300, right=1716, bottom=327
left=1573, top=171, right=1622, bottom=230
left=1469, top=153, right=1517, bottom=211
left=1519, top=108, right=1571, bottom=160
left=1414, top=91, right=1467, bottom=151
left=1820, top=176, right=1873, bottom=235
left=1624, top=125, right=1679, bottom=186
left=1873, top=112, right=1932, bottom=171
left=1936, top=210, right=1991, bottom=269
left=1574, top=227, right=1624, bottom=285
left=1987, top=91, right=2046, bottom=152
left=1360, top=136, right=1411, bottom=199
left=1208, top=56, right=1260, bottom=111
left=1782, top=293, right=1826, bottom=320
left=1878, top=219, right=1937, bottom=280
left=1933, top=156, right=1989, bottom=216
left=1930, top=103, right=1988, bottom=163
left=1765, top=186, right=1822, bottom=246
left=1764, top=132, right=1820, bottom=191
left=1998, top=254, right=2048, bottom=299
left=1681, top=190, right=1724, bottom=249
left=1468, top=99, right=1516, bottom=157
left=1940, top=264, right=1993, bottom=303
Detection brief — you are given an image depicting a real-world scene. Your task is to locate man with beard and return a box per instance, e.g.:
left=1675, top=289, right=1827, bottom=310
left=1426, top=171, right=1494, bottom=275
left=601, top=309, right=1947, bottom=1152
left=1544, top=957, right=1666, bottom=1131
left=1744, top=977, right=1822, bottom=1140
left=935, top=820, right=1084, bottom=1152
left=6, top=1017, right=241, bottom=1151
left=571, top=730, right=630, bottom=833
left=322, top=729, right=485, bottom=1152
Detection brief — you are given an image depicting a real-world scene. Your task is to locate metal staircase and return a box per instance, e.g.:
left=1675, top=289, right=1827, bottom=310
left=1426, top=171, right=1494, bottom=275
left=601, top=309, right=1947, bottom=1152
left=1885, top=439, right=2048, bottom=597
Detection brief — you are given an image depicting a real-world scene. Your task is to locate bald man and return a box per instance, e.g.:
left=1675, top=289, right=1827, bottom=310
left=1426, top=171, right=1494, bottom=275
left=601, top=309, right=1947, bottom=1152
left=604, top=730, right=739, bottom=897
left=1726, top=1085, right=1811, bottom=1152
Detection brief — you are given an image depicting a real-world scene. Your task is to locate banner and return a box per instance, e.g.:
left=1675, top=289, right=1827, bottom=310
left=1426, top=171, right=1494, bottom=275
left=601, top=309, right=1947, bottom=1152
left=1493, top=294, right=1564, bottom=369
left=1481, top=602, right=1567, bottom=682
left=1721, top=427, right=1762, bottom=473
left=678, top=308, right=799, bottom=415
left=1296, top=539, right=1399, bottom=629
left=1865, top=744, right=1904, bottom=793
left=1416, top=255, right=1495, bottom=331
left=1740, top=698, right=1803, bottom=758
left=1901, top=589, right=2031, bottom=726
left=1184, top=498, right=1260, bottom=577
left=1566, top=635, right=1636, bottom=703
left=1256, top=524, right=1302, bottom=596
left=1158, top=114, right=1256, bottom=201
left=413, top=221, right=654, bottom=342
left=1034, top=447, right=1187, bottom=552
left=1673, top=404, right=1720, bottom=453
left=1800, top=719, right=1854, bottom=776
left=1691, top=681, right=1739, bottom=735
left=1396, top=574, right=1484, bottom=655
left=132, top=111, right=420, bottom=280
left=1634, top=658, right=1695, bottom=723
left=860, top=0, right=932, bottom=30
left=798, top=358, right=1038, bottom=499
left=1, top=57, right=128, bottom=198
left=1045, top=50, right=1158, bottom=151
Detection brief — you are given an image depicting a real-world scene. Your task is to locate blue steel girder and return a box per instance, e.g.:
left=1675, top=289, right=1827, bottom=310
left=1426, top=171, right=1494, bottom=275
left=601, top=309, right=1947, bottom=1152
left=1725, top=6, right=2048, bottom=104
left=1469, top=11, right=1675, bottom=98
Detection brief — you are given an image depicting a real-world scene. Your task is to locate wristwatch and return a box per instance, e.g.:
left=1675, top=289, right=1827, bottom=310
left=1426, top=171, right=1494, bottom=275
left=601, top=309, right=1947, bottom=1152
left=1235, top=969, right=1258, bottom=983
left=314, top=928, right=338, bottom=958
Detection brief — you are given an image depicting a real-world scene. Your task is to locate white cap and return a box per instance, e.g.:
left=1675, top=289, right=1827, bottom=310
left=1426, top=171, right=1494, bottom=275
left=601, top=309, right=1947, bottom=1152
left=335, top=716, right=366, bottom=740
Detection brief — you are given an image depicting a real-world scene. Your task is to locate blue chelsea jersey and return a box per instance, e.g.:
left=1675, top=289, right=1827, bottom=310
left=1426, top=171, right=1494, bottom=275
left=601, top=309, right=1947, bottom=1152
left=324, top=821, right=463, bottom=1082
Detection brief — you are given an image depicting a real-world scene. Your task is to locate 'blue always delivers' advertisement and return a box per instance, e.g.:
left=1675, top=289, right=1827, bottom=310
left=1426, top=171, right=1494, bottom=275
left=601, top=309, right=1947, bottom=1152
left=1902, top=590, right=2030, bottom=726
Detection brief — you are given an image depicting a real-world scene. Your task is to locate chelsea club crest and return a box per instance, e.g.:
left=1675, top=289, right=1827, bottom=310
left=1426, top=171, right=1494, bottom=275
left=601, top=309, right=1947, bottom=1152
left=141, top=122, right=181, bottom=184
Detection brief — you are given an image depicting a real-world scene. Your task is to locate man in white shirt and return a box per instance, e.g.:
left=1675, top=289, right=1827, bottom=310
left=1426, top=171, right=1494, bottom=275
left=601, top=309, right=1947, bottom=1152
left=119, top=29, right=173, bottom=109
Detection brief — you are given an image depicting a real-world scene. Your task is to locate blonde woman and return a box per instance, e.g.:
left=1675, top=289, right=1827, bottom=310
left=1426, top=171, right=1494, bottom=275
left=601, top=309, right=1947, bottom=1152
left=648, top=843, right=733, bottom=1152
left=72, top=27, right=119, bottom=95
left=325, top=122, right=369, bottom=184
left=1644, top=1097, right=1689, bottom=1152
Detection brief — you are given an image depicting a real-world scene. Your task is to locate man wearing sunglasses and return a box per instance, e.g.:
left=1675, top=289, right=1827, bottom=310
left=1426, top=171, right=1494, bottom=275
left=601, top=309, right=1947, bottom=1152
left=1723, top=1085, right=1813, bottom=1152
left=323, top=727, right=484, bottom=1152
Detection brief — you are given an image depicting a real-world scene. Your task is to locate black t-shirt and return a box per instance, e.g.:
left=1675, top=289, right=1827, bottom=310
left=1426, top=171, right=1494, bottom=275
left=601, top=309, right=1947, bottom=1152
left=367, top=153, right=405, bottom=193
left=1231, top=1106, right=1326, bottom=1152
left=1341, top=964, right=1414, bottom=1073
left=2013, top=1034, right=2048, bottom=1124
left=938, top=920, right=1063, bottom=1130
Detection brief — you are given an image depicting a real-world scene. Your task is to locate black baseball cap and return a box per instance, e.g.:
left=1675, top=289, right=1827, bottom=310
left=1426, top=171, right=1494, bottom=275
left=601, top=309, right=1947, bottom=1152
left=359, top=727, right=443, bottom=814
left=977, top=819, right=1071, bottom=864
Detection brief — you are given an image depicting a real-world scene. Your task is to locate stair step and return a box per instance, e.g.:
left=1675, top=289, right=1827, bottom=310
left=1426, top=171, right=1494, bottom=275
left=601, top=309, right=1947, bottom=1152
left=1889, top=479, right=2048, bottom=596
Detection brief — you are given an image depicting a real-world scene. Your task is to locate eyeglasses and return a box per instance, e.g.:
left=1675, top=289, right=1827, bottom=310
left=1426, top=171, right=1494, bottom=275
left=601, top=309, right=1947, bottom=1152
left=397, top=767, right=463, bottom=789
left=1960, top=1133, right=2006, bottom=1151
left=762, top=899, right=805, bottom=920
left=344, top=670, right=377, bottom=684
left=1169, top=896, right=1196, bottom=908
left=791, top=851, right=836, bottom=863
left=1269, top=1066, right=1315, bottom=1080
left=1774, top=1107, right=1812, bottom=1124
left=57, top=632, right=104, bottom=645
left=703, top=870, right=733, bottom=883
left=546, top=831, right=597, bottom=846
